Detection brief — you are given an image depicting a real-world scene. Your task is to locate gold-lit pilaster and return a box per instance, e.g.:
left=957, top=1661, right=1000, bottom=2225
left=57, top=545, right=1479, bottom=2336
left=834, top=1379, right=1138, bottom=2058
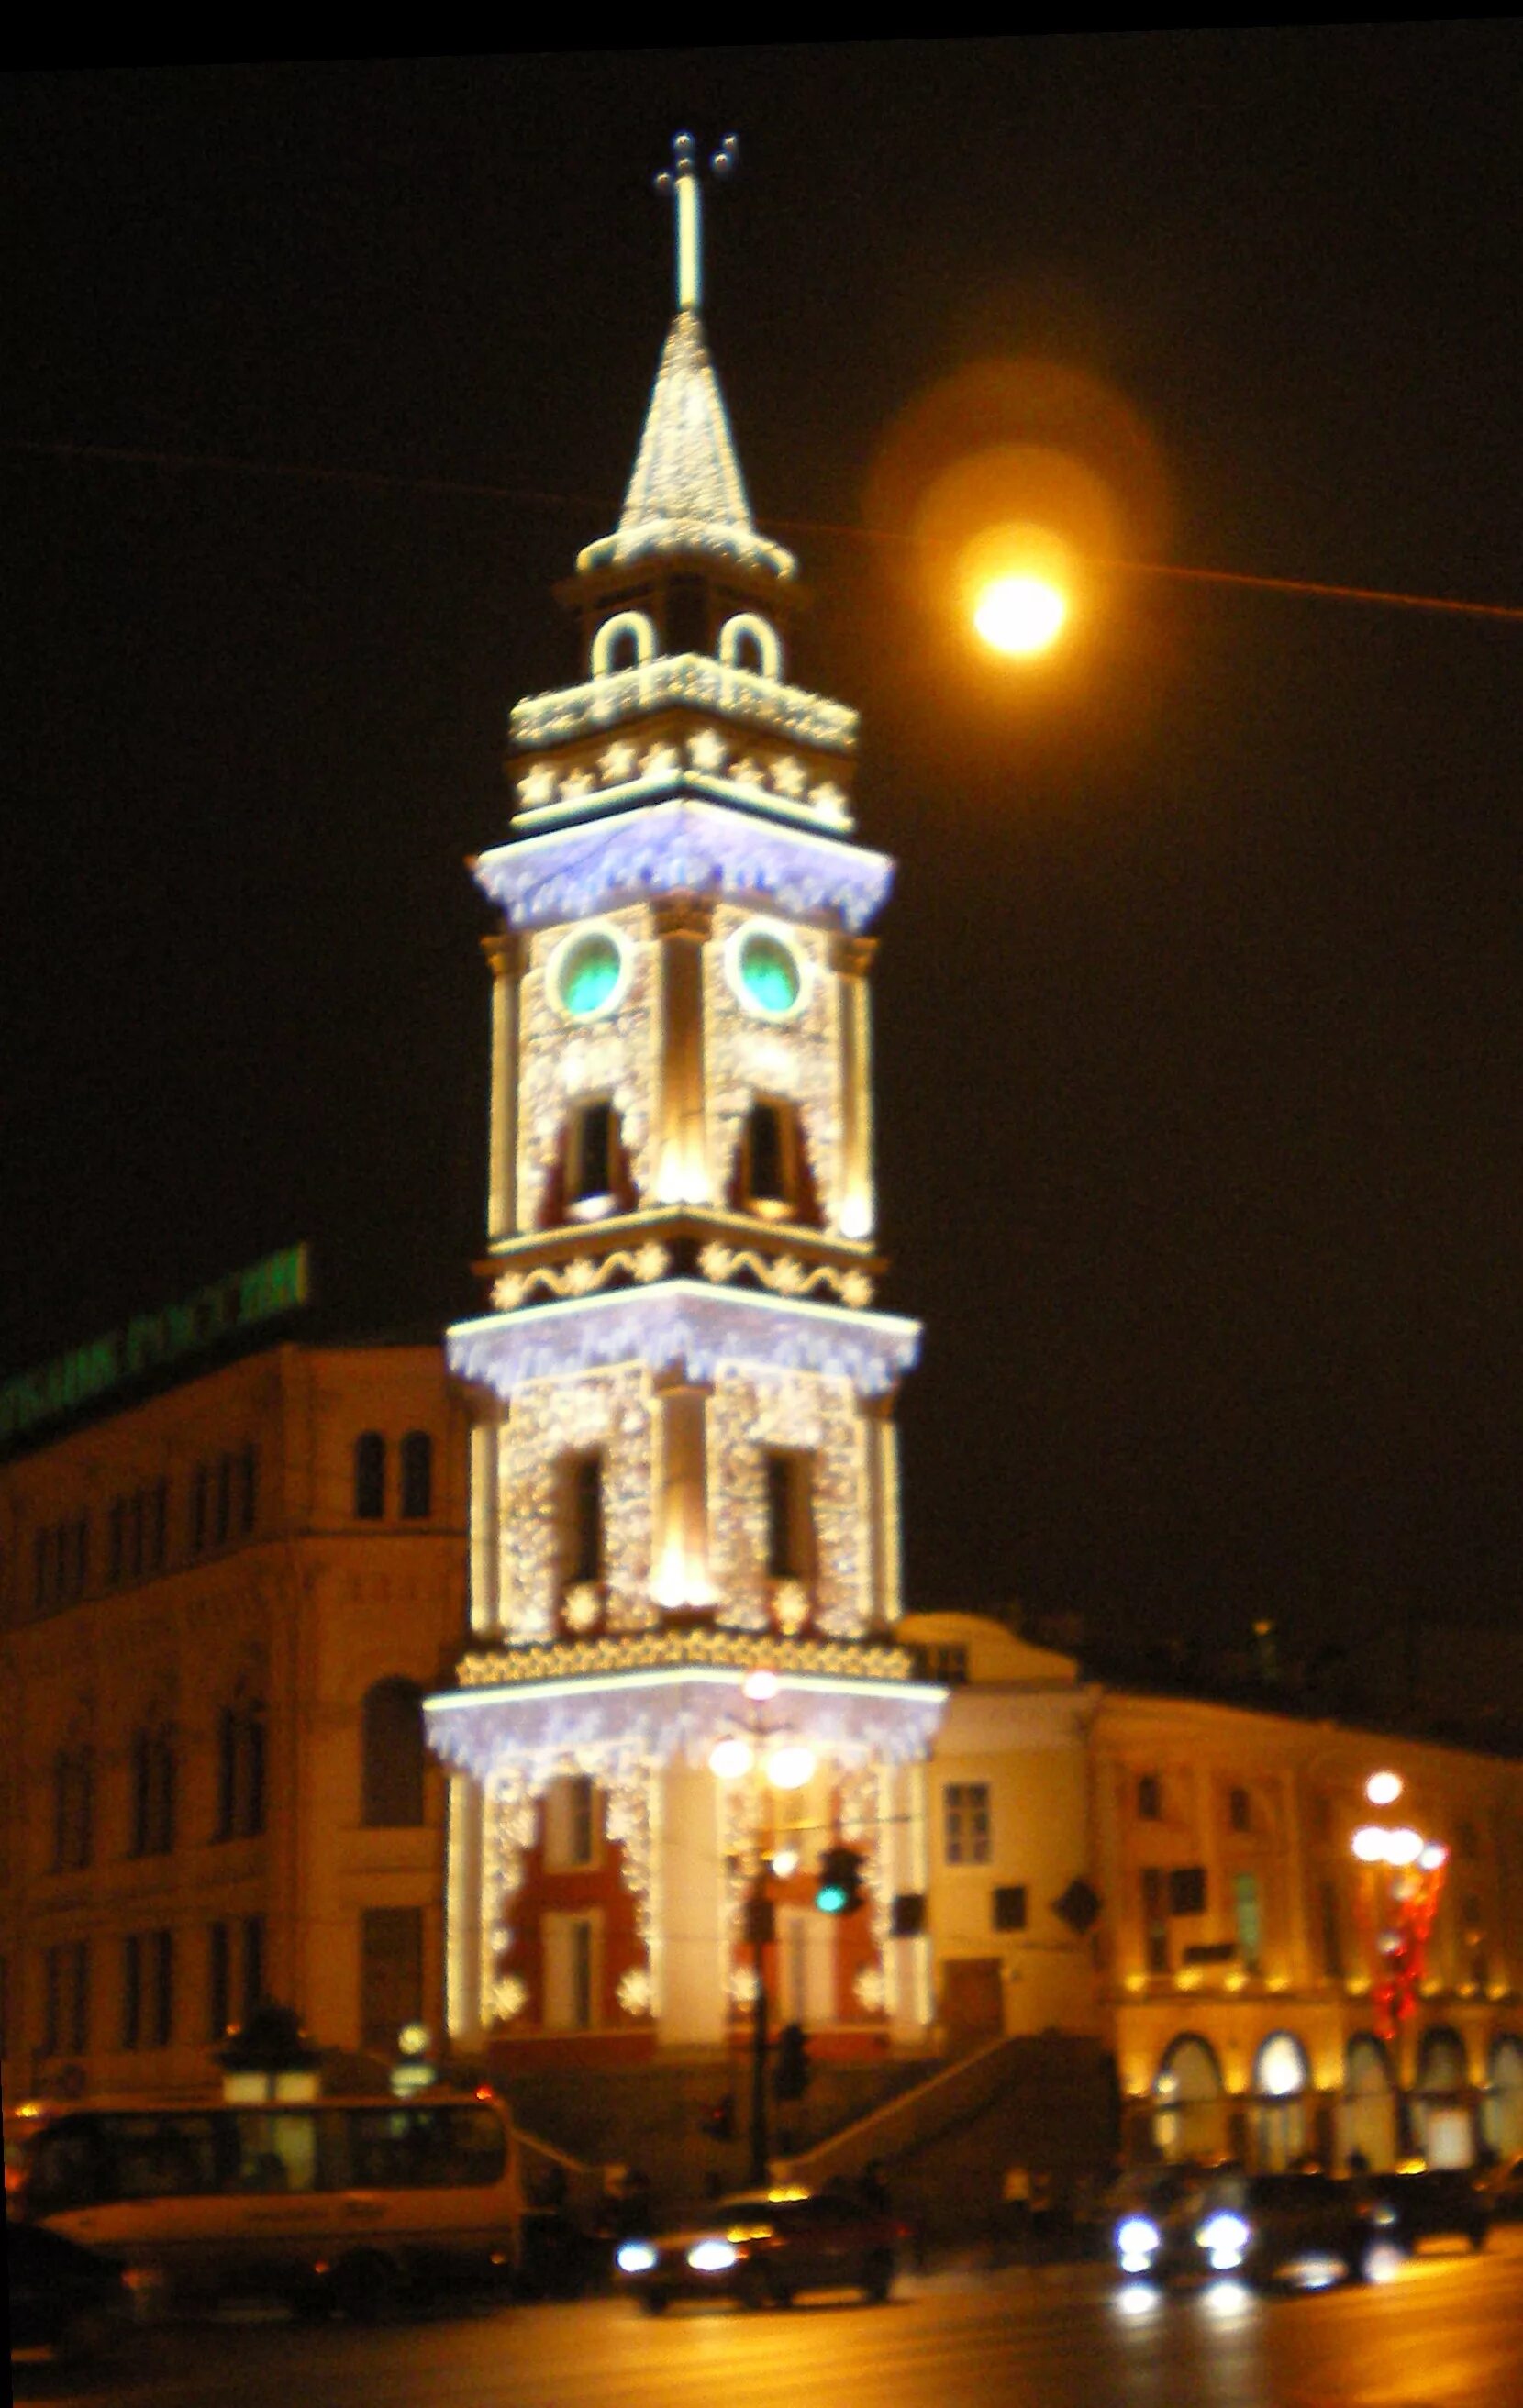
left=484, top=932, right=520, bottom=1241
left=653, top=893, right=713, bottom=1205
left=651, top=1370, right=713, bottom=1609
left=833, top=932, right=876, bottom=1239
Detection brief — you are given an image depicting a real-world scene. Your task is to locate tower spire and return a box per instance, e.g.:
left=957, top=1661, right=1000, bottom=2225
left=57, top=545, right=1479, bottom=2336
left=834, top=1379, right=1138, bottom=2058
left=654, top=130, right=737, bottom=314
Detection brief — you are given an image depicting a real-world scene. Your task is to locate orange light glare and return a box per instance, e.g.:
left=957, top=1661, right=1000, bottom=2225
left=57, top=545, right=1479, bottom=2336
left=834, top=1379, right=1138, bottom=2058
left=1351, top=1826, right=1388, bottom=1862
left=1365, top=1770, right=1403, bottom=1807
left=974, top=573, right=1068, bottom=657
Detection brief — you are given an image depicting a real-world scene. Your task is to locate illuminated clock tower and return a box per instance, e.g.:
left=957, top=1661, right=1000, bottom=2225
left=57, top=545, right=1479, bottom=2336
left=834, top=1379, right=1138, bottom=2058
left=426, top=139, right=942, bottom=2066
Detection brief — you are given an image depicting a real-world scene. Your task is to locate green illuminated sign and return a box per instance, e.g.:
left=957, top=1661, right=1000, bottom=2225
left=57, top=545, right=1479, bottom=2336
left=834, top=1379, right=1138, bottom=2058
left=0, top=1243, right=311, bottom=1451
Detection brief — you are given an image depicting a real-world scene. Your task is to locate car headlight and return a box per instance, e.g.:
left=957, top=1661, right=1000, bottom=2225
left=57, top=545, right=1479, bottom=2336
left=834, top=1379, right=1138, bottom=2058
left=687, top=2239, right=739, bottom=2273
left=616, top=2241, right=658, bottom=2274
left=1196, top=2211, right=1251, bottom=2267
left=1116, top=2214, right=1162, bottom=2269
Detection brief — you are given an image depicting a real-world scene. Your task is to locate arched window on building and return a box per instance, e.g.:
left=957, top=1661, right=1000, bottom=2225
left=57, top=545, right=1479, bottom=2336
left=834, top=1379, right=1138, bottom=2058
left=354, top=1431, right=386, bottom=1519
left=1153, top=2032, right=1227, bottom=2163
left=1251, top=2030, right=1312, bottom=2170
left=400, top=1431, right=433, bottom=1520
left=216, top=1692, right=266, bottom=1840
left=1484, top=2035, right=1523, bottom=2162
left=360, top=1677, right=426, bottom=1828
left=1414, top=2025, right=1475, bottom=2168
left=590, top=609, right=657, bottom=679
left=1340, top=2032, right=1397, bottom=2171
left=129, top=1718, right=176, bottom=1857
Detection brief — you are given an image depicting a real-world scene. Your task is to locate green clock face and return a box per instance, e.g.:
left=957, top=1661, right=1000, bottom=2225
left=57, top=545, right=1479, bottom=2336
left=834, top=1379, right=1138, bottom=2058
left=737, top=927, right=803, bottom=1015
left=556, top=929, right=623, bottom=1017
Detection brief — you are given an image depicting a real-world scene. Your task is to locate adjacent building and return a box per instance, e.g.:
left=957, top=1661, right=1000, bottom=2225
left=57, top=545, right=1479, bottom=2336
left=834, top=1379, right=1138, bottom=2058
left=0, top=1331, right=469, bottom=2103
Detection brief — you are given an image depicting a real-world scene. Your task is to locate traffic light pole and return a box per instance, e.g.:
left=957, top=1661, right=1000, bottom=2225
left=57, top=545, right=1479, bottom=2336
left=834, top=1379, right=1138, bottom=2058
left=748, top=1879, right=770, bottom=2187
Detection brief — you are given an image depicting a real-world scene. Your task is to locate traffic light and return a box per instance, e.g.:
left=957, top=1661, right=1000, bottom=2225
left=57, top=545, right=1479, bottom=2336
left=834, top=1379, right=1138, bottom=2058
left=816, top=1844, right=864, bottom=1915
left=773, top=2021, right=811, bottom=2102
left=702, top=2095, right=736, bottom=2141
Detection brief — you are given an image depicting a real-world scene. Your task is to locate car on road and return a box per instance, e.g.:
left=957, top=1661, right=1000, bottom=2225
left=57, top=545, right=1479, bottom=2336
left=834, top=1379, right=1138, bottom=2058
left=7, top=2218, right=129, bottom=2364
left=1114, top=2169, right=1395, bottom=2290
left=1483, top=2153, right=1523, bottom=2220
left=614, top=2185, right=901, bottom=2314
left=1362, top=2169, right=1489, bottom=2252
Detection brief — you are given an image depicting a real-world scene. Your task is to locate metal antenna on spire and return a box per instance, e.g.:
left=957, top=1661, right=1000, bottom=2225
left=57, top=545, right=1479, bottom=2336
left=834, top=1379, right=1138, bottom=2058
left=654, top=131, right=738, bottom=313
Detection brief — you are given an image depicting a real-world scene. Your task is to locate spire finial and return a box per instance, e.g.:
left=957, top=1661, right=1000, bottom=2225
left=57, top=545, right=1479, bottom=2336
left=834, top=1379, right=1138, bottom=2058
left=654, top=131, right=738, bottom=313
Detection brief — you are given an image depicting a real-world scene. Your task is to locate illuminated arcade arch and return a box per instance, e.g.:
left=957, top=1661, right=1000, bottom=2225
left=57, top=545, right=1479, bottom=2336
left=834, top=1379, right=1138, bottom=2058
left=1153, top=2031, right=1227, bottom=2163
left=1251, top=2030, right=1312, bottom=2169
left=717, top=611, right=781, bottom=679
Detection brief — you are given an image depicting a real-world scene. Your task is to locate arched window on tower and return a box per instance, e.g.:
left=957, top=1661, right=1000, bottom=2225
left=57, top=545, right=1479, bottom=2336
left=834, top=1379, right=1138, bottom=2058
left=558, top=1100, right=634, bottom=1221
left=360, top=1678, right=426, bottom=1828
left=400, top=1431, right=433, bottom=1520
left=590, top=609, right=657, bottom=678
left=717, top=611, right=782, bottom=680
left=731, top=1098, right=818, bottom=1225
left=354, top=1431, right=386, bottom=1519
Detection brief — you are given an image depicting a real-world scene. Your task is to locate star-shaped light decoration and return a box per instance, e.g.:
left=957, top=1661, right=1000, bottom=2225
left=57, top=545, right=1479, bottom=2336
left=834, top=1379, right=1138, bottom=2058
left=770, top=755, right=807, bottom=798
left=493, top=1271, right=529, bottom=1312
left=563, top=1257, right=600, bottom=1295
left=600, top=741, right=639, bottom=784
left=561, top=768, right=595, bottom=803
left=840, top=1271, right=875, bottom=1309
left=729, top=755, right=762, bottom=789
left=688, top=727, right=728, bottom=771
left=640, top=742, right=681, bottom=779
left=633, top=1242, right=671, bottom=1282
left=517, top=762, right=558, bottom=810
left=810, top=780, right=847, bottom=821
left=617, top=1966, right=653, bottom=2018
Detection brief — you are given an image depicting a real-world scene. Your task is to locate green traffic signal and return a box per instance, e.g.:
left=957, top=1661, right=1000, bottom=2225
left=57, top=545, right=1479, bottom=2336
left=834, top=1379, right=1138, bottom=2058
left=815, top=1843, right=864, bottom=1914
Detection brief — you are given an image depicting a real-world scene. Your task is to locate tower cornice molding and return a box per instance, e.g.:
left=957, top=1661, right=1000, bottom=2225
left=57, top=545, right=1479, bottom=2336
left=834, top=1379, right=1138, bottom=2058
left=448, top=1278, right=919, bottom=1403
left=474, top=797, right=892, bottom=936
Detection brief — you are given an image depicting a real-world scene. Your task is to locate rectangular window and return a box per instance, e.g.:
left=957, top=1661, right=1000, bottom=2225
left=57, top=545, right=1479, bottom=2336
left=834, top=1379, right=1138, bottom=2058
left=359, top=1905, right=423, bottom=2052
left=399, top=1433, right=431, bottom=1521
left=239, top=1446, right=258, bottom=1535
left=544, top=1775, right=596, bottom=1871
left=1228, top=1785, right=1251, bottom=1834
left=34, top=1528, right=49, bottom=1612
left=1168, top=1865, right=1207, bottom=1916
left=208, top=1921, right=230, bottom=2040
left=1318, top=1877, right=1344, bottom=1980
left=109, top=1499, right=127, bottom=1586
left=149, top=1480, right=168, bottom=1571
left=1232, top=1870, right=1262, bottom=1973
left=993, top=1884, right=1028, bottom=1933
left=216, top=1455, right=232, bottom=1546
left=192, top=1465, right=209, bottom=1556
left=149, top=1929, right=174, bottom=2048
left=563, top=1454, right=605, bottom=1587
left=764, top=1450, right=815, bottom=1583
left=1137, top=1773, right=1162, bottom=1821
left=129, top=1489, right=145, bottom=1580
left=1142, top=1867, right=1170, bottom=1975
left=943, top=1781, right=992, bottom=1867
left=41, top=1942, right=90, bottom=2055
left=543, top=1912, right=597, bottom=2031
left=241, top=1914, right=266, bottom=2025
left=122, top=1933, right=143, bottom=2050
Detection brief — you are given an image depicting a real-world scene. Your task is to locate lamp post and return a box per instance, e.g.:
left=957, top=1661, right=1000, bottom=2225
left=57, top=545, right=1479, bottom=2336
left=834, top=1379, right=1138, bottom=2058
left=709, top=1675, right=817, bottom=2188
left=1350, top=1771, right=1449, bottom=2043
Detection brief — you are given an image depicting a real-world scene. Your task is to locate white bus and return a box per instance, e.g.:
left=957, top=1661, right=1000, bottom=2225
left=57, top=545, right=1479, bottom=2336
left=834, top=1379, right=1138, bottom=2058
left=4, top=2092, right=522, bottom=2317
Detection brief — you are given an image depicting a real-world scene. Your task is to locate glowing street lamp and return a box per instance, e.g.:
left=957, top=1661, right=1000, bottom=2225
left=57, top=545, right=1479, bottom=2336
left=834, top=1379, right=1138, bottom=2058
left=1350, top=1776, right=1449, bottom=2040
left=973, top=572, right=1069, bottom=658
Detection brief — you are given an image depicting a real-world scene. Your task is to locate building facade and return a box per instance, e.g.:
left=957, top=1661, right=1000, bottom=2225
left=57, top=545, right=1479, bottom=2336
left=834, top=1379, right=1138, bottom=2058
left=425, top=146, right=945, bottom=2071
left=896, top=1611, right=1523, bottom=2173
left=0, top=1339, right=468, bottom=2102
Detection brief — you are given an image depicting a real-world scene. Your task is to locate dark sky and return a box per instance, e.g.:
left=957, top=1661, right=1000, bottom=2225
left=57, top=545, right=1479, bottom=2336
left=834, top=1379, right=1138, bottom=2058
left=4, top=39, right=1520, bottom=1651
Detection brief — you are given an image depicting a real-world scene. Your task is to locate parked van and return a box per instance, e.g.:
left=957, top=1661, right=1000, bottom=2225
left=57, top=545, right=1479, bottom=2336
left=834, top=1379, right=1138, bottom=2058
left=4, top=2092, right=521, bottom=2316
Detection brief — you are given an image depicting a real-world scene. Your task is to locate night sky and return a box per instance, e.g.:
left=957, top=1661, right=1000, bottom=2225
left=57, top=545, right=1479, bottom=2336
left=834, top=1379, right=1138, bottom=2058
left=5, top=39, right=1520, bottom=1655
